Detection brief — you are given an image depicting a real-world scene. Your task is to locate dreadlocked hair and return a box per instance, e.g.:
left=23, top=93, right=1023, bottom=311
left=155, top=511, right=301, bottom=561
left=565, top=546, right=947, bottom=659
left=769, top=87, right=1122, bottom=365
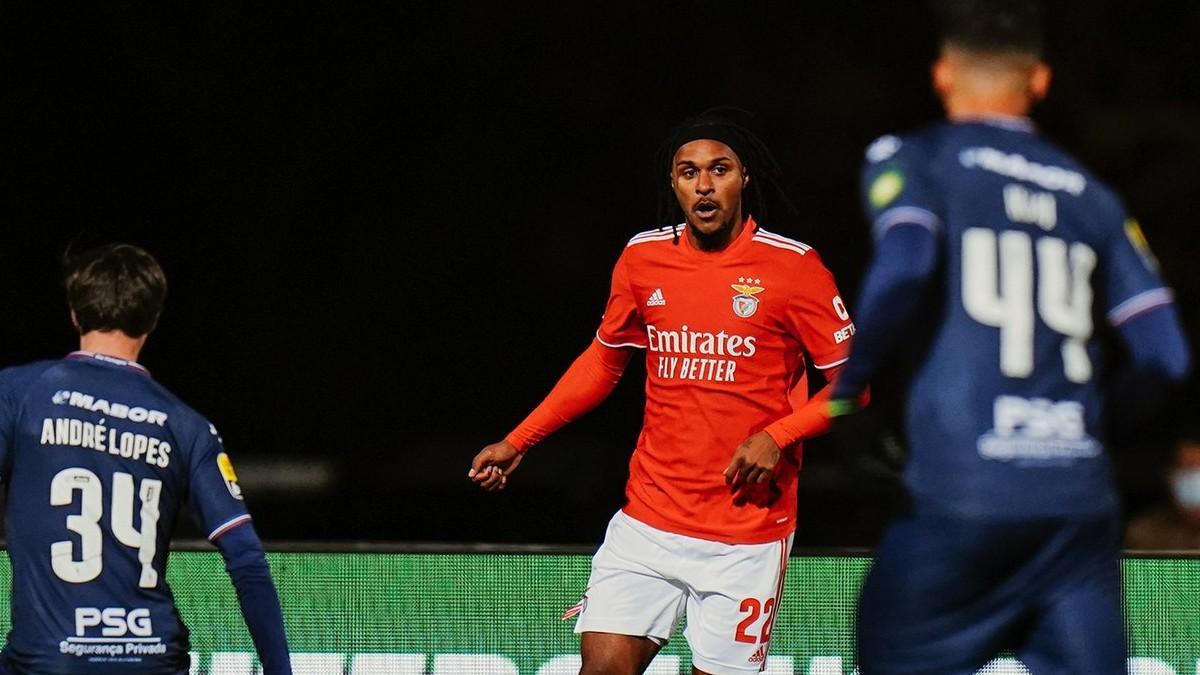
left=654, top=107, right=795, bottom=244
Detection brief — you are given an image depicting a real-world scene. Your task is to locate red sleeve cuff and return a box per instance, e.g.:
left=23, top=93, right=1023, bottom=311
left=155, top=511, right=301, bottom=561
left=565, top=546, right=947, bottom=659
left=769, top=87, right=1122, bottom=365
left=504, top=431, right=532, bottom=454
left=762, top=422, right=796, bottom=450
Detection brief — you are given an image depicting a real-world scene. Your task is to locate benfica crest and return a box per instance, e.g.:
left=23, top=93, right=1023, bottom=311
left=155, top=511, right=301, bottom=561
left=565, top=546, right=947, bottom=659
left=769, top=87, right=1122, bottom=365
left=730, top=277, right=764, bottom=318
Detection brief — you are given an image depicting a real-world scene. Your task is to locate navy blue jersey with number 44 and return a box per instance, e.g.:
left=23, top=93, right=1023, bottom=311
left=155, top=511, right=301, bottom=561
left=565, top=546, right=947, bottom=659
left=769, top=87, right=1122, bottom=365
left=855, top=119, right=1173, bottom=518
left=0, top=352, right=251, bottom=674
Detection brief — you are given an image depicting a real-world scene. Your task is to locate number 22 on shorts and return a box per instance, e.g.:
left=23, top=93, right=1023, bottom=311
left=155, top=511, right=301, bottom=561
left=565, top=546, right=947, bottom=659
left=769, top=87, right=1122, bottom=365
left=734, top=597, right=777, bottom=644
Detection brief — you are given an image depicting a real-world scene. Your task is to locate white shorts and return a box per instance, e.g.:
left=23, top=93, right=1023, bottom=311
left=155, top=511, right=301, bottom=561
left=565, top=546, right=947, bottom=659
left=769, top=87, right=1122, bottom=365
left=572, top=510, right=793, bottom=675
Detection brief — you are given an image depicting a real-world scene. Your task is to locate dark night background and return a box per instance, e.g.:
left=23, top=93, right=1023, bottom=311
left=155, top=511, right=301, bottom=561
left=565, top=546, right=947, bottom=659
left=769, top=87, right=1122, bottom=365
left=3, top=2, right=1198, bottom=546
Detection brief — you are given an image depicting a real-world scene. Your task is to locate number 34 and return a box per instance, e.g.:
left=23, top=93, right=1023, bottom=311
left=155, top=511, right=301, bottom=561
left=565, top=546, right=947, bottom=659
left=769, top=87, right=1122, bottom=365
left=50, top=468, right=163, bottom=588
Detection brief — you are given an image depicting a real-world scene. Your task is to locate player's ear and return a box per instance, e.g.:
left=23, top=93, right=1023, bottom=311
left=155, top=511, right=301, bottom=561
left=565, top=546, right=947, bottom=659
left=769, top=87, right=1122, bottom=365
left=1028, top=61, right=1052, bottom=103
left=932, top=55, right=954, bottom=99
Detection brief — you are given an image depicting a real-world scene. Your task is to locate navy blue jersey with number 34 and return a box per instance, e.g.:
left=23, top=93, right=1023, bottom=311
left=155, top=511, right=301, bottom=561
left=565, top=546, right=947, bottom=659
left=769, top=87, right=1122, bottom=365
left=858, top=119, right=1173, bottom=518
left=0, top=352, right=251, bottom=674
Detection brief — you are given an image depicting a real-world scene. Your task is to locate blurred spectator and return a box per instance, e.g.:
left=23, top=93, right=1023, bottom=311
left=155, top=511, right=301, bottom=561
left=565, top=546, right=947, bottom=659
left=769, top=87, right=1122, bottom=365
left=1125, top=436, right=1200, bottom=550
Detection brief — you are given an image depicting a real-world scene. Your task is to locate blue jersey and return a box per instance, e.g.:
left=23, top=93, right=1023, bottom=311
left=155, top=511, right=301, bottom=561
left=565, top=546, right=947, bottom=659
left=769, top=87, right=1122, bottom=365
left=857, top=119, right=1172, bottom=518
left=0, top=352, right=252, bottom=674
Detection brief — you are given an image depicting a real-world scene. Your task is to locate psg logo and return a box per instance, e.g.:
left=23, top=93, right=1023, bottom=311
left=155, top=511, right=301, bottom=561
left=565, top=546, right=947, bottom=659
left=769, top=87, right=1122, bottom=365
left=730, top=277, right=765, bottom=319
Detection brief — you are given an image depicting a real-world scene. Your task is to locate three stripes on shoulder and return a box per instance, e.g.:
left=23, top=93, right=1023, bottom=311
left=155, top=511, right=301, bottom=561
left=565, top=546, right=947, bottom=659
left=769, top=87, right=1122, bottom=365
left=626, top=226, right=812, bottom=256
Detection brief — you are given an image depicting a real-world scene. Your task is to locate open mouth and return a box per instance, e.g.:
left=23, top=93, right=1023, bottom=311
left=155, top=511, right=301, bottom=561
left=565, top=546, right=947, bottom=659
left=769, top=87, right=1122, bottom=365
left=694, top=200, right=720, bottom=218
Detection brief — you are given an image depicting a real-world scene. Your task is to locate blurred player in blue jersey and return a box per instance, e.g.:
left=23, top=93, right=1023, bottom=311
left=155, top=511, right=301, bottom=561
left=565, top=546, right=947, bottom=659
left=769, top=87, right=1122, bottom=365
left=830, top=1, right=1191, bottom=673
left=0, top=244, right=291, bottom=674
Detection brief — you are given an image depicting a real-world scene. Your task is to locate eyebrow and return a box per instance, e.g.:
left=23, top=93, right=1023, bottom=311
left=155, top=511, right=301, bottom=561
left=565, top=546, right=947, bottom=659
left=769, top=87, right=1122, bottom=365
left=675, top=156, right=733, bottom=167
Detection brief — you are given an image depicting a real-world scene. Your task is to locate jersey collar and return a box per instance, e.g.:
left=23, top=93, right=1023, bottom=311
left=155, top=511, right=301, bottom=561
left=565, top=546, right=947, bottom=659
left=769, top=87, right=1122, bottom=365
left=956, top=115, right=1036, bottom=133
left=65, top=351, right=151, bottom=378
left=680, top=215, right=758, bottom=259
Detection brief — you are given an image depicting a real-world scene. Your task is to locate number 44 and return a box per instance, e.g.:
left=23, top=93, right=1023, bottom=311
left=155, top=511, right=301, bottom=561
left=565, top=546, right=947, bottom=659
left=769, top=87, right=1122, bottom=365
left=963, top=228, right=1096, bottom=384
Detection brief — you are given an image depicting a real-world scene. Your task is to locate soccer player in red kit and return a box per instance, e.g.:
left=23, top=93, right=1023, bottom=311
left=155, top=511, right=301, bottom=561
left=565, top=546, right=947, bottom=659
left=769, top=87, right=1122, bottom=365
left=470, top=111, right=861, bottom=675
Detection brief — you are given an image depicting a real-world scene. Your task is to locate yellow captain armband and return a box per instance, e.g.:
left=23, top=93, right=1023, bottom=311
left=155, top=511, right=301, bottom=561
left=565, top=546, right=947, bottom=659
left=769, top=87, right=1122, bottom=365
left=827, top=398, right=860, bottom=418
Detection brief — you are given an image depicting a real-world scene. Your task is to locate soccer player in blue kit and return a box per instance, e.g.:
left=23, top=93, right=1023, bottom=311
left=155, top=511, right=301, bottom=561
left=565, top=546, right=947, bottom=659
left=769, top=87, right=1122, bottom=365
left=830, top=1, right=1191, bottom=673
left=0, top=244, right=291, bottom=674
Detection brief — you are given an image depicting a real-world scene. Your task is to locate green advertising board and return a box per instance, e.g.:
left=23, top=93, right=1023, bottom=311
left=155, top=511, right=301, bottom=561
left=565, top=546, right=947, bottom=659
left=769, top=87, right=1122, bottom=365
left=1, top=551, right=1196, bottom=673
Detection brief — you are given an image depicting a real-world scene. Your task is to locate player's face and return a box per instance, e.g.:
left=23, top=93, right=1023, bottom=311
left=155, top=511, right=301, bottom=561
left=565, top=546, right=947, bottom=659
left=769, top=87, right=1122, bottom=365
left=671, top=140, right=748, bottom=237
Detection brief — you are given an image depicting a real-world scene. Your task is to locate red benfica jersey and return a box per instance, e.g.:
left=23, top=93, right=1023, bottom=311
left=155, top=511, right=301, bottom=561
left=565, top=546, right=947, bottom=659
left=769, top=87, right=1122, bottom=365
left=597, top=217, right=853, bottom=544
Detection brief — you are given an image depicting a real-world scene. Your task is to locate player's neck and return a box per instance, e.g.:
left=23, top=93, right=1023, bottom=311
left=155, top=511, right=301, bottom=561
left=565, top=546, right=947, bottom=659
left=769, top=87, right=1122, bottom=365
left=78, top=330, right=146, bottom=364
left=685, top=213, right=745, bottom=252
left=944, top=94, right=1032, bottom=123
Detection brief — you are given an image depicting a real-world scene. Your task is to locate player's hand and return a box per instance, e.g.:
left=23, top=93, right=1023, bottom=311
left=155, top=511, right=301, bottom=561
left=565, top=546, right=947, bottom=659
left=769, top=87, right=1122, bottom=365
left=468, top=440, right=524, bottom=491
left=724, top=431, right=782, bottom=487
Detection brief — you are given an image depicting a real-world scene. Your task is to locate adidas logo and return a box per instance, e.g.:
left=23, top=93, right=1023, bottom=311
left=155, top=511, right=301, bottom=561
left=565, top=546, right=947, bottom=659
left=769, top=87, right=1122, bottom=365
left=747, top=645, right=767, bottom=664
left=646, top=288, right=666, bottom=306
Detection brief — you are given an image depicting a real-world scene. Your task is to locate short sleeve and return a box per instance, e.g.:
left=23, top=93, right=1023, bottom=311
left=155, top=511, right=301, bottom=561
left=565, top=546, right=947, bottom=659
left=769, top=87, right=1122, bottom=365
left=860, top=134, right=942, bottom=241
left=1103, top=216, right=1173, bottom=327
left=187, top=420, right=252, bottom=541
left=595, top=251, right=647, bottom=349
left=784, top=253, right=854, bottom=370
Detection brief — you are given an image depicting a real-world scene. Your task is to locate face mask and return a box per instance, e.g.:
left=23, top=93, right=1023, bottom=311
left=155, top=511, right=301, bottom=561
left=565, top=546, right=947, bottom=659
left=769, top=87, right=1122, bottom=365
left=1171, top=469, right=1200, bottom=510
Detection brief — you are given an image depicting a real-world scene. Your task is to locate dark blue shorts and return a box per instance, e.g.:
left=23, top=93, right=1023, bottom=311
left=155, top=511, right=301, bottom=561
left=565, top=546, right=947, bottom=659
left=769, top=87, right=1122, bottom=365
left=856, top=513, right=1125, bottom=675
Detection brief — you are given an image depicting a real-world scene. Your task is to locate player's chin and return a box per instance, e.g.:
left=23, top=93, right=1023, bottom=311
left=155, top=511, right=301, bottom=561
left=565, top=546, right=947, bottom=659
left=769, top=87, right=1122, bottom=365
left=686, top=212, right=724, bottom=234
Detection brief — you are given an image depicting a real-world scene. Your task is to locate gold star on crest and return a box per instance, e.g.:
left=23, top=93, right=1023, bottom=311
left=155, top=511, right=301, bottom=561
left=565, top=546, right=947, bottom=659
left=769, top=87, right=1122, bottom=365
left=731, top=278, right=765, bottom=297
